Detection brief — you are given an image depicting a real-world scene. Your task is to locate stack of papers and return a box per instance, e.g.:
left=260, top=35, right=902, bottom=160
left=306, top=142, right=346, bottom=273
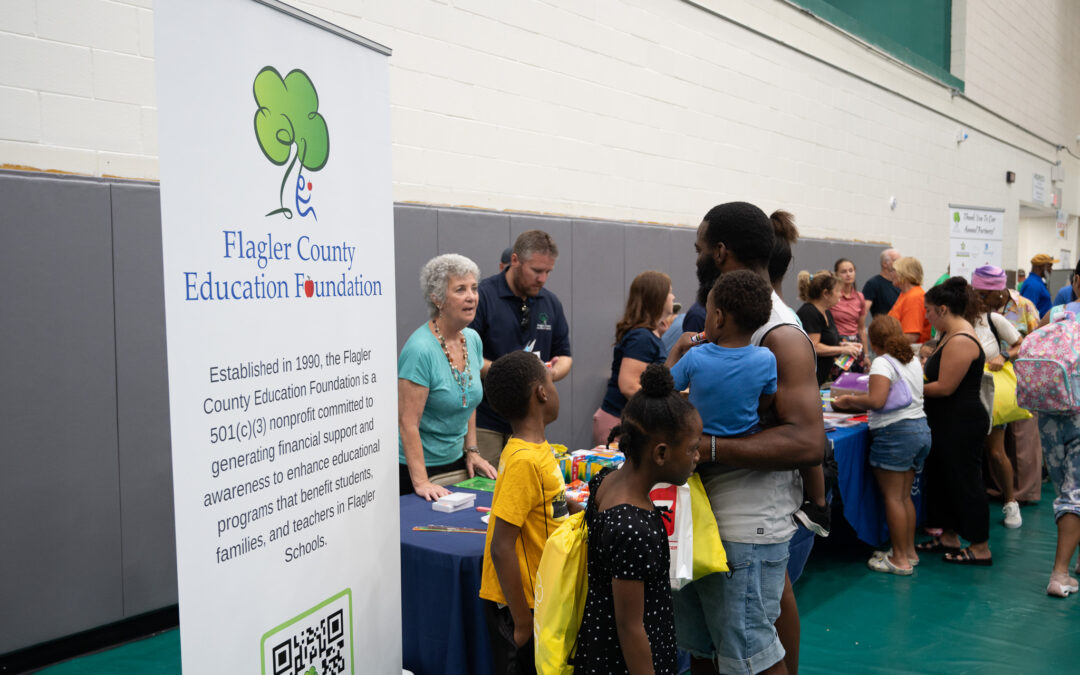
left=433, top=492, right=476, bottom=513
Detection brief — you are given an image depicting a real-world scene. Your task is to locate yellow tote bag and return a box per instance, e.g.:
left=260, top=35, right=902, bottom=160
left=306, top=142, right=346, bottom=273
left=652, top=473, right=729, bottom=588
left=533, top=511, right=588, bottom=675
left=688, top=472, right=729, bottom=580
left=987, top=361, right=1033, bottom=427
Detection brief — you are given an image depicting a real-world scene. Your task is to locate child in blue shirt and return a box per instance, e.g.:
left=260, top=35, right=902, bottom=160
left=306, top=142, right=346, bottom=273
left=667, top=270, right=776, bottom=439
left=667, top=270, right=829, bottom=536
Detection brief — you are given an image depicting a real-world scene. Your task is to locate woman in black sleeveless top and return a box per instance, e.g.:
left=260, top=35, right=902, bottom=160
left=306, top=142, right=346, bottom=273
left=918, top=278, right=993, bottom=565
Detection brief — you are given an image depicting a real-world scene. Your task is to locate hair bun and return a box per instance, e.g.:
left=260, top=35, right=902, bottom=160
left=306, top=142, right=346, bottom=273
left=944, top=276, right=968, bottom=289
left=639, top=364, right=675, bottom=397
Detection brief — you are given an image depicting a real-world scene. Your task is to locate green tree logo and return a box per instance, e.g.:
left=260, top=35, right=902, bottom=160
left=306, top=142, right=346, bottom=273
left=953, top=211, right=960, bottom=223
left=253, top=67, right=329, bottom=219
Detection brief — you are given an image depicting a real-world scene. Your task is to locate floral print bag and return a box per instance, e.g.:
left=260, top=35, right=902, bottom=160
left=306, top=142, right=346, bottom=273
left=1016, top=303, right=1080, bottom=414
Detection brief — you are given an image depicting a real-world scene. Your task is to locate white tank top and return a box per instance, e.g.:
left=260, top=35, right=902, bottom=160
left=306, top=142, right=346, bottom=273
left=701, top=290, right=808, bottom=544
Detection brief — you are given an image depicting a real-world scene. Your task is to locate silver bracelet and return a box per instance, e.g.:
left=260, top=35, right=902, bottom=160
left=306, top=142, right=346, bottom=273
left=465, top=445, right=480, bottom=454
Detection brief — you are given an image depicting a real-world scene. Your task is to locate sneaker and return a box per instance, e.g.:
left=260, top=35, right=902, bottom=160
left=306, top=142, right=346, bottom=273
left=1003, top=501, right=1022, bottom=528
left=1047, top=572, right=1079, bottom=598
left=793, top=500, right=830, bottom=537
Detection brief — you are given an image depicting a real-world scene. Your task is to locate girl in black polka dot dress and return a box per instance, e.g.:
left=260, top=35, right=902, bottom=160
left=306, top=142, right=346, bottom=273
left=576, top=364, right=703, bottom=675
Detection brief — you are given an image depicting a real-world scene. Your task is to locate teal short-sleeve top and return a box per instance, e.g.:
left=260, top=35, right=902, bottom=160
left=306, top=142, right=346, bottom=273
left=397, top=324, right=484, bottom=467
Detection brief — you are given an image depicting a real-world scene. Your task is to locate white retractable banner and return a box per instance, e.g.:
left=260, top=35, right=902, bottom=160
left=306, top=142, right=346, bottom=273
left=155, top=1, right=399, bottom=672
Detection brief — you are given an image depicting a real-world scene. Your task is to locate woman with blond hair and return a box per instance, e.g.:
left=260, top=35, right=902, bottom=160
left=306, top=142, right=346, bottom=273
left=593, top=270, right=674, bottom=446
left=889, top=257, right=932, bottom=343
left=795, top=269, right=862, bottom=386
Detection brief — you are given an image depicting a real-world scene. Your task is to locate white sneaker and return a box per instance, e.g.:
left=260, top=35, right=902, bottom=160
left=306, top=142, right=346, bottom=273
left=1003, top=501, right=1022, bottom=528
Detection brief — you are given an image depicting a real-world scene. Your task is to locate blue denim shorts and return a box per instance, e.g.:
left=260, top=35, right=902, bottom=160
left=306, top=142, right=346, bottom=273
left=869, top=417, right=932, bottom=472
left=672, top=541, right=788, bottom=674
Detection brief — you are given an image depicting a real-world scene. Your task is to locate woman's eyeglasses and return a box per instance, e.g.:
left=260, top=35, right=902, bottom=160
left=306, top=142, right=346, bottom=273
left=519, top=301, right=530, bottom=331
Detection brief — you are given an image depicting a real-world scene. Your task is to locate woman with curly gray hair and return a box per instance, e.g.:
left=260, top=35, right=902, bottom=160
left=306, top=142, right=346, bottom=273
left=398, top=253, right=497, bottom=499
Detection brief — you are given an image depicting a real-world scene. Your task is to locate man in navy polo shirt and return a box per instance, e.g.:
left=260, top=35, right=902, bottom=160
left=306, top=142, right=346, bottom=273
left=470, top=230, right=573, bottom=463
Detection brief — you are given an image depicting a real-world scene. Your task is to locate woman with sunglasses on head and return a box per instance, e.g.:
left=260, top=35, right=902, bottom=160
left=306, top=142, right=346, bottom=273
left=593, top=271, right=675, bottom=447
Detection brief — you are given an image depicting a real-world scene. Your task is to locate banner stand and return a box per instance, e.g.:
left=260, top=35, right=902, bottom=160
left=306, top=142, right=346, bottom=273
left=155, top=2, right=399, bottom=672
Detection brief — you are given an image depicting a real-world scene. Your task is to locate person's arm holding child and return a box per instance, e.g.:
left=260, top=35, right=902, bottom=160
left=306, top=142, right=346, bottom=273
left=712, top=326, right=824, bottom=469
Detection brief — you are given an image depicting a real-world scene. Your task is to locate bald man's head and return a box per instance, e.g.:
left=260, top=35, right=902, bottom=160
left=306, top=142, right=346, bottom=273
left=880, top=248, right=901, bottom=279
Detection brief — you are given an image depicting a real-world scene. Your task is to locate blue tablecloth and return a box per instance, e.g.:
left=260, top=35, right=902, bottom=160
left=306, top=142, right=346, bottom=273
left=400, top=489, right=493, bottom=675
left=829, top=423, right=925, bottom=546
left=399, top=432, right=903, bottom=674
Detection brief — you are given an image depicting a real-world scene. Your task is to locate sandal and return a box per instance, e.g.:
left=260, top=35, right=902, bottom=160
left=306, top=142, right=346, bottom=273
left=915, top=537, right=961, bottom=554
left=943, top=548, right=992, bottom=566
left=872, top=549, right=918, bottom=566
left=868, top=554, right=914, bottom=576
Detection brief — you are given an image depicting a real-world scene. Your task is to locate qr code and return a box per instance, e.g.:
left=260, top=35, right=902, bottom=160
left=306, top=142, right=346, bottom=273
left=262, top=589, right=352, bottom=675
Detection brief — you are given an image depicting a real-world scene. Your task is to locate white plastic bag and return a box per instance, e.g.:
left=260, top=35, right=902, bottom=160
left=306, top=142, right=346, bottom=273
left=649, top=482, right=694, bottom=589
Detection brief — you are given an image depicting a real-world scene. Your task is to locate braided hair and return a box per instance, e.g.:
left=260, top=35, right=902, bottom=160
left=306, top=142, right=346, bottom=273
left=619, top=364, right=697, bottom=466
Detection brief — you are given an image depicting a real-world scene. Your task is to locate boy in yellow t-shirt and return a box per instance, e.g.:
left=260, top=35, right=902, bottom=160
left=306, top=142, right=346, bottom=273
left=479, top=351, right=579, bottom=674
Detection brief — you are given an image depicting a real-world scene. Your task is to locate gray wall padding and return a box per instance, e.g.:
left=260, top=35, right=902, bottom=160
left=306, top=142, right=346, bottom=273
left=0, top=172, right=887, bottom=654
left=110, top=183, right=177, bottom=617
left=780, top=240, right=893, bottom=311
left=0, top=173, right=124, bottom=653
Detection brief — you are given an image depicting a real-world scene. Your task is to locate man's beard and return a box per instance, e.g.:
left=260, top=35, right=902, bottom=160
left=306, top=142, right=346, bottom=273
left=695, top=258, right=721, bottom=304
left=696, top=257, right=720, bottom=306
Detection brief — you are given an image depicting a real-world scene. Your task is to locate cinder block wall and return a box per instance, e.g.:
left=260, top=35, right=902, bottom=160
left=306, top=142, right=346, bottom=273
left=2, top=0, right=1079, bottom=273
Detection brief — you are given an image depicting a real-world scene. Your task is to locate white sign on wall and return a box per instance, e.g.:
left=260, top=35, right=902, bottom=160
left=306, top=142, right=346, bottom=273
left=1033, top=172, right=1048, bottom=205
left=155, top=1, right=399, bottom=672
left=948, top=205, right=1004, bottom=280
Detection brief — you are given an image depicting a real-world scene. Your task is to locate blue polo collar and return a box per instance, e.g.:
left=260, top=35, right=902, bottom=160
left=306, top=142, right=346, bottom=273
left=496, top=269, right=530, bottom=302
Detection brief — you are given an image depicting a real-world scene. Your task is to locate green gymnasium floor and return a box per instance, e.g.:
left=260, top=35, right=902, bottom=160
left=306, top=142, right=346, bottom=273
left=38, top=484, right=1078, bottom=674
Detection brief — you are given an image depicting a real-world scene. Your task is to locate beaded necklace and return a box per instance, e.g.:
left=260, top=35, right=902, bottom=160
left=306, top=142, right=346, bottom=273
left=432, top=319, right=471, bottom=407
